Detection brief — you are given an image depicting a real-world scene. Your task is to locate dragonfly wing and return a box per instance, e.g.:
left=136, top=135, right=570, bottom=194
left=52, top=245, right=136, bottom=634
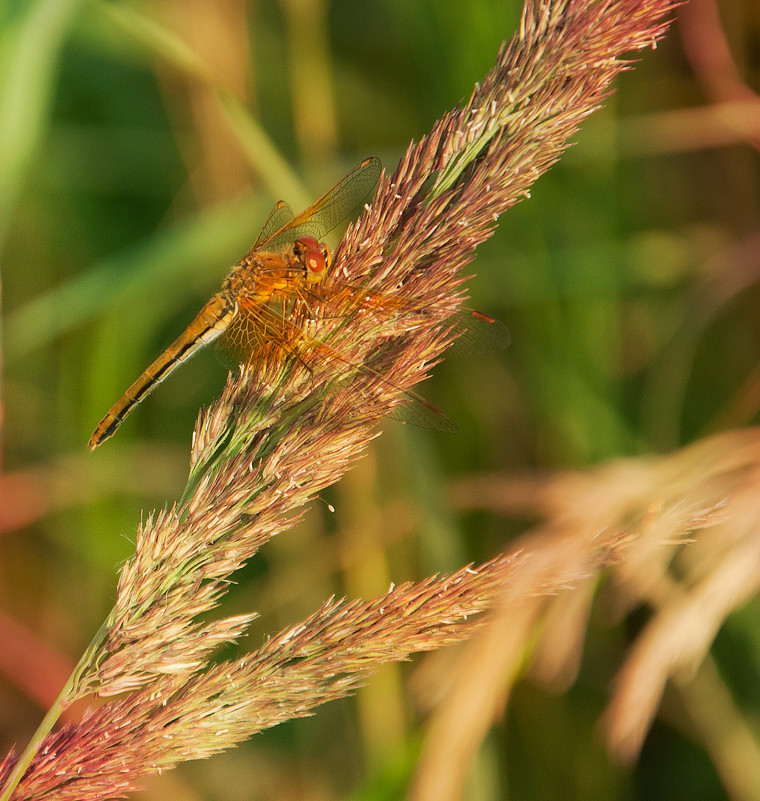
left=387, top=392, right=458, bottom=433
left=260, top=157, right=383, bottom=252
left=217, top=296, right=296, bottom=364
left=250, top=201, right=295, bottom=254
left=383, top=310, right=509, bottom=433
left=446, top=309, right=511, bottom=359
left=320, top=283, right=510, bottom=359
left=218, top=294, right=458, bottom=434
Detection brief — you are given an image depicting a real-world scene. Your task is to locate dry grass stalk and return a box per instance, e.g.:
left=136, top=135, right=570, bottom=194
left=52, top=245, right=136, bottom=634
left=0, top=1, right=677, bottom=799
left=433, top=427, right=760, bottom=801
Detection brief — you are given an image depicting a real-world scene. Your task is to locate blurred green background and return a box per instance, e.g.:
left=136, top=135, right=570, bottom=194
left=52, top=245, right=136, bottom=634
left=2, top=1, right=760, bottom=799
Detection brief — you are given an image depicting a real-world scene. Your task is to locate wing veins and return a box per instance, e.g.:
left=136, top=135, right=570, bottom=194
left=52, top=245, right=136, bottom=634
left=254, top=157, right=382, bottom=253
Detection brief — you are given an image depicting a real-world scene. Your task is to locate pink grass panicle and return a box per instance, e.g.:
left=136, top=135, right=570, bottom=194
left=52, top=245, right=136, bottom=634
left=0, top=2, right=679, bottom=800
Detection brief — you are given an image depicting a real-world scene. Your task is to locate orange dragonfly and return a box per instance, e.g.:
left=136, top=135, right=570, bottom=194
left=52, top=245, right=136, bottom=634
left=88, top=157, right=509, bottom=450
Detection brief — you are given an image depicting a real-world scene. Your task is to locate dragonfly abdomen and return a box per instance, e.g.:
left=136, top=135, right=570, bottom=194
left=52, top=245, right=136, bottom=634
left=88, top=295, right=235, bottom=449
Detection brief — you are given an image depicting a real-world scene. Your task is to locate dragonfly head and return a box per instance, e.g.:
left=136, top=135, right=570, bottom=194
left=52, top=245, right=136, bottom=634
left=294, top=235, right=330, bottom=284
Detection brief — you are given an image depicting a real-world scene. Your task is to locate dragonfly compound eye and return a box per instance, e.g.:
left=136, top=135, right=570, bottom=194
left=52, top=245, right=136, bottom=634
left=295, top=236, right=328, bottom=283
left=304, top=246, right=326, bottom=282
left=297, top=235, right=320, bottom=249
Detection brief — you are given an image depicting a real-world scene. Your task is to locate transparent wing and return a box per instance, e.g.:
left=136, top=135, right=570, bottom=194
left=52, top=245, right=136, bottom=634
left=386, top=392, right=458, bottom=433
left=256, top=157, right=382, bottom=253
left=383, top=310, right=509, bottom=431
left=447, top=309, right=511, bottom=359
left=328, top=284, right=510, bottom=360
left=218, top=296, right=294, bottom=364
left=217, top=294, right=459, bottom=434
left=252, top=201, right=295, bottom=251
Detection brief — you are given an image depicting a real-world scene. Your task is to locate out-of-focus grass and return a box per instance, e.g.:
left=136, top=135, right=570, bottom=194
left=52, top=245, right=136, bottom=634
left=2, top=1, right=760, bottom=800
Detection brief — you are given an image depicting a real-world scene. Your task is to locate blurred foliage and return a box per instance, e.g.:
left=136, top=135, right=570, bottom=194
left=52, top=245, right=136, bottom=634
left=1, top=1, right=760, bottom=800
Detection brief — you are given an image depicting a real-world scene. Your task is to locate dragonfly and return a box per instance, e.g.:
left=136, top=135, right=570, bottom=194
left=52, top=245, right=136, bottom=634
left=88, top=157, right=509, bottom=450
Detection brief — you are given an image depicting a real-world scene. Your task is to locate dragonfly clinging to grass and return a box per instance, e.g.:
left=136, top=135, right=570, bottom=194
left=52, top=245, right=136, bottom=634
left=88, top=158, right=509, bottom=450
